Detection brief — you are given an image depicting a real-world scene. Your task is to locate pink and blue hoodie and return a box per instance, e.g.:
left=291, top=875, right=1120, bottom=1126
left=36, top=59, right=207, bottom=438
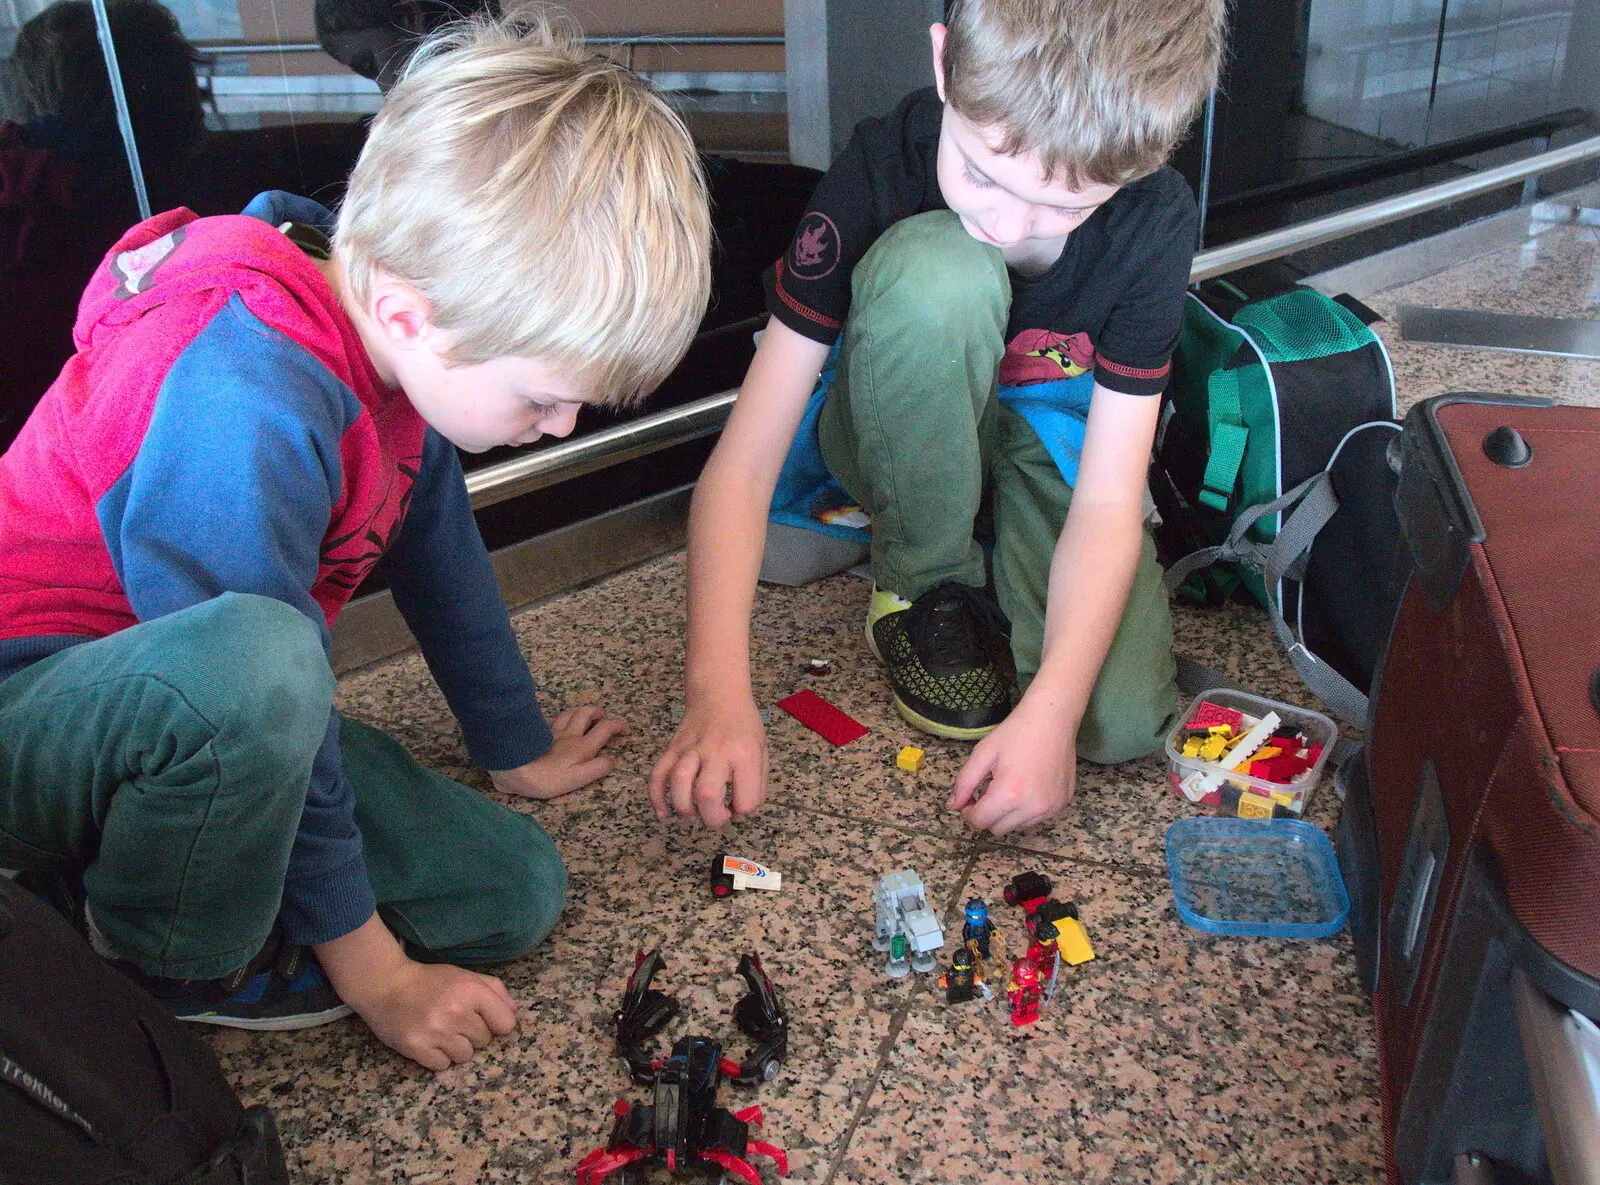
left=0, top=192, right=552, bottom=945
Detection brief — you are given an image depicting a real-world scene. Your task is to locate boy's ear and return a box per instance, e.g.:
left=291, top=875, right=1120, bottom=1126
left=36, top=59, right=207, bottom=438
left=929, top=22, right=948, bottom=102
left=367, top=275, right=434, bottom=350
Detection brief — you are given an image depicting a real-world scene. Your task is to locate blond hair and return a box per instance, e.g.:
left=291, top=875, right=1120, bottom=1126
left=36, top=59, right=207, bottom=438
left=334, top=9, right=711, bottom=406
left=943, top=0, right=1227, bottom=189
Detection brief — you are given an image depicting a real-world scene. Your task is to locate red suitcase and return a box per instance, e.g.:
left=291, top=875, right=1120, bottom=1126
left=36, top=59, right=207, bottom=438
left=1339, top=394, right=1600, bottom=1183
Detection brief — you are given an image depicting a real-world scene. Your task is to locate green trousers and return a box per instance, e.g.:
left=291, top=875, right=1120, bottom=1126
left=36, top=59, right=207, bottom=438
left=0, top=593, right=565, bottom=980
left=817, top=210, right=1179, bottom=762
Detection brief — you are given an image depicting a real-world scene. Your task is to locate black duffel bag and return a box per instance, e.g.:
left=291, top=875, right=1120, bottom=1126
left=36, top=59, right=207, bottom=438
left=0, top=877, right=290, bottom=1184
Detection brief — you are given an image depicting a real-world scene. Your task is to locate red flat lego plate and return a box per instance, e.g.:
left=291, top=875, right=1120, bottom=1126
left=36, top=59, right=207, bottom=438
left=776, top=690, right=868, bottom=747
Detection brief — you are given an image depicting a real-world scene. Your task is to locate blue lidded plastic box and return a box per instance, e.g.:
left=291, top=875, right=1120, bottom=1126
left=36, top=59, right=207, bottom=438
left=1165, top=818, right=1350, bottom=939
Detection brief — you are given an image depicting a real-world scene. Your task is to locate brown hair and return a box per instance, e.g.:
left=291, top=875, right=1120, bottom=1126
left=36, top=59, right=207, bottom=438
left=942, top=0, right=1228, bottom=188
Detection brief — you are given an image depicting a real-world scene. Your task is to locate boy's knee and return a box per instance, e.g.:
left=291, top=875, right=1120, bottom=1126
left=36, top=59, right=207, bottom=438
left=854, top=211, right=1008, bottom=324
left=176, top=593, right=334, bottom=754
left=479, top=817, right=568, bottom=959
left=1077, top=694, right=1178, bottom=765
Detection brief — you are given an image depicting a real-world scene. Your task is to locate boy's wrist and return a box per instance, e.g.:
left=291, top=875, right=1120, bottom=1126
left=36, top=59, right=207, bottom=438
left=313, top=911, right=413, bottom=1011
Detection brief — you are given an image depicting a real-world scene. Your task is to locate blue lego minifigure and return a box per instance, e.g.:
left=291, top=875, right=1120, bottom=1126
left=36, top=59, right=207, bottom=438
left=962, top=898, right=994, bottom=960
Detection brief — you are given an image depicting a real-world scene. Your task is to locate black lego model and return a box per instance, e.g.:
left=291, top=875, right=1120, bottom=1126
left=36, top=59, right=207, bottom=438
left=576, top=950, right=790, bottom=1185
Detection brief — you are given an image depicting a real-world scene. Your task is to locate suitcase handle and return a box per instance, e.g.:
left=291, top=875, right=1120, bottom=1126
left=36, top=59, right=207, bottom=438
left=1397, top=393, right=1555, bottom=611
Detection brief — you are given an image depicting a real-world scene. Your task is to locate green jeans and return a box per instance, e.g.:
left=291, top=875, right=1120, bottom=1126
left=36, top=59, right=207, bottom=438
left=817, top=210, right=1179, bottom=762
left=0, top=593, right=566, bottom=979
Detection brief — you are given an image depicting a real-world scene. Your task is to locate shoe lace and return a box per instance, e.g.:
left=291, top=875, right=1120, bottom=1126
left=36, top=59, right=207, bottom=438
left=905, top=582, right=1011, bottom=674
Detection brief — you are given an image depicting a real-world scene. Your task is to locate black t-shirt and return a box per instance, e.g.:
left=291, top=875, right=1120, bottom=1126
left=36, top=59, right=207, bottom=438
left=762, top=88, right=1199, bottom=397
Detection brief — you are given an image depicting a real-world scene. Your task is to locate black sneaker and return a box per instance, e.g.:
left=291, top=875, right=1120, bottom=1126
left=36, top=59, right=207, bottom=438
left=867, top=581, right=1013, bottom=739
left=119, top=927, right=353, bottom=1032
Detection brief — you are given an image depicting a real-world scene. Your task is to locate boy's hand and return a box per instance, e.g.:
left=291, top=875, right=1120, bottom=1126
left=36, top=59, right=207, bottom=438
left=352, top=960, right=519, bottom=1072
left=316, top=913, right=519, bottom=1072
left=648, top=692, right=768, bottom=828
left=489, top=705, right=629, bottom=799
left=947, top=701, right=1077, bottom=835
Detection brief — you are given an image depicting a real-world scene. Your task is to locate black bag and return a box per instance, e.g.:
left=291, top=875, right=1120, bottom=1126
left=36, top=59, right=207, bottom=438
left=0, top=878, right=290, bottom=1185
left=1154, top=278, right=1406, bottom=728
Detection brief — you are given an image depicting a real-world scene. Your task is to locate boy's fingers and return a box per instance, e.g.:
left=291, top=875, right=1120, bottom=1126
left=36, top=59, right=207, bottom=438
left=577, top=716, right=629, bottom=756
left=569, top=753, right=618, bottom=789
left=694, top=760, right=733, bottom=828
left=647, top=754, right=674, bottom=817
left=479, top=988, right=518, bottom=1036
left=558, top=704, right=605, bottom=734
left=440, top=1034, right=475, bottom=1065
left=457, top=1010, right=493, bottom=1049
left=668, top=754, right=702, bottom=817
left=412, top=1043, right=452, bottom=1073
left=728, top=749, right=767, bottom=817
left=948, top=755, right=992, bottom=811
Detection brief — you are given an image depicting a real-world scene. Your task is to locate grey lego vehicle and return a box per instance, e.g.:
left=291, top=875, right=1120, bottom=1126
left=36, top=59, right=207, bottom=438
left=873, top=869, right=945, bottom=976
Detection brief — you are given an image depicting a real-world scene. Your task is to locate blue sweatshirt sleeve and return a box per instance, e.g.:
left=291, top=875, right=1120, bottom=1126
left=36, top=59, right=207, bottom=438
left=383, top=428, right=553, bottom=769
left=98, top=295, right=376, bottom=947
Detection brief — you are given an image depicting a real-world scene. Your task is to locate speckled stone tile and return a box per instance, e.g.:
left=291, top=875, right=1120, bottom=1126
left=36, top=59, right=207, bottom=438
left=208, top=783, right=974, bottom=1183
left=830, top=850, right=1383, bottom=1185
left=1359, top=222, right=1600, bottom=415
left=203, top=207, right=1600, bottom=1183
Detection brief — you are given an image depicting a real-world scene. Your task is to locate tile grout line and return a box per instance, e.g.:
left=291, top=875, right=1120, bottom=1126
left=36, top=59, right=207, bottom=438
left=817, top=844, right=983, bottom=1185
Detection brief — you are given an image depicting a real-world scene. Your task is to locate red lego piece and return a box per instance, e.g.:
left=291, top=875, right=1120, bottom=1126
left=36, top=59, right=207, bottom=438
left=1190, top=701, right=1244, bottom=730
left=776, top=690, right=868, bottom=746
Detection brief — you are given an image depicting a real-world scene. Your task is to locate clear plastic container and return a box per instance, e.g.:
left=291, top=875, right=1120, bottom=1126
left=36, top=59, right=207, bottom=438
left=1164, top=688, right=1337, bottom=818
left=1166, top=817, right=1349, bottom=938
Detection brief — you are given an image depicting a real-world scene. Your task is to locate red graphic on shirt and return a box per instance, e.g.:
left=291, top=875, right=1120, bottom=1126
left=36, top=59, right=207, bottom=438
left=788, top=212, right=840, bottom=280
left=1000, top=329, right=1095, bottom=385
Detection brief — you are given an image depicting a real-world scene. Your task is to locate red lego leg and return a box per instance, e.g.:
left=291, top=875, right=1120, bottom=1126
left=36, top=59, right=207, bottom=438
left=733, top=1104, right=764, bottom=1126
left=574, top=1145, right=647, bottom=1185
left=702, top=1148, right=764, bottom=1185
left=747, top=1140, right=791, bottom=1176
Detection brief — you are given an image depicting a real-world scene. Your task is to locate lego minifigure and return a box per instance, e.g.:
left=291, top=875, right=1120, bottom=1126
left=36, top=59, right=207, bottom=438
left=962, top=898, right=994, bottom=959
left=939, top=946, right=979, bottom=1004
left=1006, top=958, right=1042, bottom=1027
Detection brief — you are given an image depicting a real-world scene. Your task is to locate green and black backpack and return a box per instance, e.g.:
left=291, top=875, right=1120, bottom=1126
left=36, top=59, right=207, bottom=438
left=1151, top=280, right=1404, bottom=728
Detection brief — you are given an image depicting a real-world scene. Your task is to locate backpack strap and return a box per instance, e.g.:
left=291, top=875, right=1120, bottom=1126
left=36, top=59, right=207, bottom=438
left=1199, top=367, right=1250, bottom=512
left=1166, top=470, right=1371, bottom=730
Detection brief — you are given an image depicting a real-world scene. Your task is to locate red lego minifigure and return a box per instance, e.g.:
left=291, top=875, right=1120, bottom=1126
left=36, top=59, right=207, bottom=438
left=1005, top=957, right=1042, bottom=1027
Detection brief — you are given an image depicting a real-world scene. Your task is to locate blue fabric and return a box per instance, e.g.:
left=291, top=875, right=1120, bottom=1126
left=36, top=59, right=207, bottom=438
left=768, top=343, right=870, bottom=543
left=994, top=372, right=1097, bottom=488
left=384, top=428, right=552, bottom=770
left=768, top=349, right=1096, bottom=537
left=98, top=295, right=376, bottom=946
left=241, top=190, right=335, bottom=234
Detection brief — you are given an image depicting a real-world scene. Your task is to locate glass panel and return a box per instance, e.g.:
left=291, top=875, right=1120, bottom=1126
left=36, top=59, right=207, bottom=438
left=1177, top=0, right=1594, bottom=273
left=1, top=0, right=150, bottom=448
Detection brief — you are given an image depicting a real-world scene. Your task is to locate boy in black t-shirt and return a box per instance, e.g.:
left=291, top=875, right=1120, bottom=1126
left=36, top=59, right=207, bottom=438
left=652, top=0, right=1227, bottom=835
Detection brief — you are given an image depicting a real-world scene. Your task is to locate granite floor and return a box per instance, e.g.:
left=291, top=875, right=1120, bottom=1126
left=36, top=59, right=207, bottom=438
left=205, top=187, right=1600, bottom=1183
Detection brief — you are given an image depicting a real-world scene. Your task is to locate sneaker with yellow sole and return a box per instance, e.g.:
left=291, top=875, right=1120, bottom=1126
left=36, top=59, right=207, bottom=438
left=866, top=581, right=1013, bottom=740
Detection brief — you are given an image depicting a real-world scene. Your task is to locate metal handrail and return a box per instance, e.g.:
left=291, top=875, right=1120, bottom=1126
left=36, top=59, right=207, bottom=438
left=463, top=131, right=1600, bottom=511
left=198, top=35, right=783, bottom=54
left=1191, top=132, right=1600, bottom=281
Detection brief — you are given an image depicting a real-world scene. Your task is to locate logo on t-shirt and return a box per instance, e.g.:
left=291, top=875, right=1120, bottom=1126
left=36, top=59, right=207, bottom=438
left=1001, top=329, right=1095, bottom=385
left=788, top=212, right=841, bottom=281
left=110, top=227, right=186, bottom=301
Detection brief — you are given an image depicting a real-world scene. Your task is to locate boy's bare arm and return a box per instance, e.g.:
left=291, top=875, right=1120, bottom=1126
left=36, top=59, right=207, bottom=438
left=315, top=912, right=518, bottom=1071
left=951, top=386, right=1161, bottom=834
left=650, top=320, right=831, bottom=827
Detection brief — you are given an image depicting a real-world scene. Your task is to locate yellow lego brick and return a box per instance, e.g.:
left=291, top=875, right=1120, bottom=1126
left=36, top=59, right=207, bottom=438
left=1056, top=916, right=1095, bottom=965
left=896, top=746, right=925, bottom=773
left=1270, top=790, right=1298, bottom=807
left=1182, top=738, right=1202, bottom=758
left=1199, top=735, right=1229, bottom=762
left=1237, top=791, right=1274, bottom=819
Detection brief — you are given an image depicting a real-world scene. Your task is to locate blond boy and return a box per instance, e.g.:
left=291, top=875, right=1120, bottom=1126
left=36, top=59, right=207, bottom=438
left=0, top=14, right=709, bottom=1070
left=653, top=0, right=1225, bottom=835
